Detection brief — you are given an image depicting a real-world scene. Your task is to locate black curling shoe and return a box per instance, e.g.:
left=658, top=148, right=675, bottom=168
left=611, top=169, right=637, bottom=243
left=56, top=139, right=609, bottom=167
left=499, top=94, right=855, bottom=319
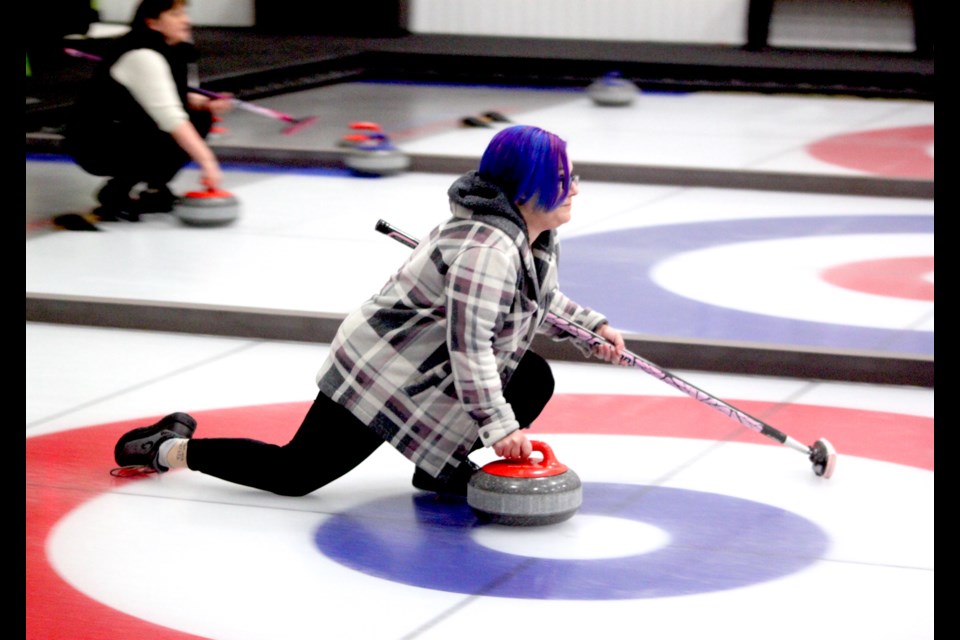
left=412, top=460, right=480, bottom=496
left=113, top=412, right=197, bottom=475
left=94, top=179, right=141, bottom=222
left=136, top=185, right=180, bottom=213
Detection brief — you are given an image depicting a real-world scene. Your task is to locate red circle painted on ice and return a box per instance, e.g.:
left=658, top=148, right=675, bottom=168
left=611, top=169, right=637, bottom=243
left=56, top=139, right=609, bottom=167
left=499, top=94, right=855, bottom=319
left=821, top=256, right=934, bottom=301
left=806, top=125, right=933, bottom=179
left=26, top=398, right=933, bottom=638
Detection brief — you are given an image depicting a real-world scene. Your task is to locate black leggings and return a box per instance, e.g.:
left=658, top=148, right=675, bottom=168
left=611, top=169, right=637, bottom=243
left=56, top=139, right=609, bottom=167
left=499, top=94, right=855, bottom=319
left=186, top=350, right=555, bottom=496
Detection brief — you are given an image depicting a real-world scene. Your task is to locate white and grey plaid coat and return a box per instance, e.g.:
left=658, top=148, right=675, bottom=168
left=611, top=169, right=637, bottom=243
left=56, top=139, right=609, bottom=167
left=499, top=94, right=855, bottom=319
left=317, top=172, right=607, bottom=480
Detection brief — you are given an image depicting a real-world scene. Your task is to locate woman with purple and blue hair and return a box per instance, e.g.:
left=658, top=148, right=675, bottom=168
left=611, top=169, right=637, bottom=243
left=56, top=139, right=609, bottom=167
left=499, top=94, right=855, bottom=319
left=112, top=124, right=626, bottom=497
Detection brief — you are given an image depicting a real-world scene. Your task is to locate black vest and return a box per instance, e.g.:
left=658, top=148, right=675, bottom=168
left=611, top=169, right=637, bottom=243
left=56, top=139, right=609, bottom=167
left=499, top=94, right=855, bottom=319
left=69, top=30, right=197, bottom=137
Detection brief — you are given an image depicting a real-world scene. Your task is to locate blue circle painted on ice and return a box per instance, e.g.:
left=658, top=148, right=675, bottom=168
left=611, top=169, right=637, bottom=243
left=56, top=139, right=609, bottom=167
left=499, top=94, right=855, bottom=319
left=314, top=483, right=829, bottom=599
left=560, top=215, right=933, bottom=356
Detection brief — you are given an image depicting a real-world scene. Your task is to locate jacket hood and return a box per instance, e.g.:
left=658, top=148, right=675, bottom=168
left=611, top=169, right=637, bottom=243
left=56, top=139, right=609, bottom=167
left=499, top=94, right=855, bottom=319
left=447, top=171, right=528, bottom=236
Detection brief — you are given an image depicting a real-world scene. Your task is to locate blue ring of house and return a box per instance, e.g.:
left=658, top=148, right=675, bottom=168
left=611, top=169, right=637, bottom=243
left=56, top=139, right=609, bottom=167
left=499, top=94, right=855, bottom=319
left=561, top=215, right=933, bottom=356
left=314, top=482, right=829, bottom=600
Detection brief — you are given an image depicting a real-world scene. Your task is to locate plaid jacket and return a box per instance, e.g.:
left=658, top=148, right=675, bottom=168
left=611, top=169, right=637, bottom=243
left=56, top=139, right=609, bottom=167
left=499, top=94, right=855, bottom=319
left=317, top=176, right=607, bottom=480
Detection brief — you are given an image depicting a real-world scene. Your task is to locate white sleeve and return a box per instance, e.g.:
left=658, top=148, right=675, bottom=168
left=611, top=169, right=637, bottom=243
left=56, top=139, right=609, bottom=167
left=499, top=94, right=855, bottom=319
left=110, top=49, right=189, bottom=133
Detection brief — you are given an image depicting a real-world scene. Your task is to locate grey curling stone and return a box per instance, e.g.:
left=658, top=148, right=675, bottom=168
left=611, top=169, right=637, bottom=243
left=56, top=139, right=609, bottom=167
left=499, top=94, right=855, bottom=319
left=467, top=440, right=582, bottom=526
left=343, top=133, right=411, bottom=176
left=174, top=188, right=240, bottom=227
left=587, top=72, right=639, bottom=106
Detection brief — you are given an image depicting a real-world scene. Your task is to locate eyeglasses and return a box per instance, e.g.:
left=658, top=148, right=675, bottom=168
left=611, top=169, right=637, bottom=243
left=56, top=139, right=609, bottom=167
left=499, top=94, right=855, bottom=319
left=560, top=174, right=580, bottom=189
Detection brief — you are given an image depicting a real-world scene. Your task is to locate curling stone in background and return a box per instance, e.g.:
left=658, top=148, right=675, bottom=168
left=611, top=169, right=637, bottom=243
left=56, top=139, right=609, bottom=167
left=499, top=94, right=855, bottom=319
left=208, top=115, right=229, bottom=139
left=587, top=71, right=640, bottom=106
left=350, top=120, right=383, bottom=133
left=342, top=132, right=411, bottom=177
left=467, top=440, right=582, bottom=526
left=338, top=121, right=385, bottom=148
left=337, top=133, right=371, bottom=148
left=174, top=187, right=240, bottom=227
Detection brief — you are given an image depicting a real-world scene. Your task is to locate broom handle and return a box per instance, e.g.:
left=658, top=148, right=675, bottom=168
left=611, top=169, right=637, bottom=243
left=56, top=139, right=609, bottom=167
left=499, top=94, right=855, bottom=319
left=373, top=218, right=807, bottom=450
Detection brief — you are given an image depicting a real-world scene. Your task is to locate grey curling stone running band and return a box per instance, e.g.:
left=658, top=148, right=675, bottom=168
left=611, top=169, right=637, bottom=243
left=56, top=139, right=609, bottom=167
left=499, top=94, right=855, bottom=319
left=587, top=72, right=640, bottom=106
left=342, top=132, right=411, bottom=176
left=467, top=440, right=582, bottom=526
left=174, top=188, right=240, bottom=227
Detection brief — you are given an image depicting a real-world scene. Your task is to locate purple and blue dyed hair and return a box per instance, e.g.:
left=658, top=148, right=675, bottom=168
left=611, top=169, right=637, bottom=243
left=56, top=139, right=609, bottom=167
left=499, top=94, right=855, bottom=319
left=478, top=125, right=572, bottom=212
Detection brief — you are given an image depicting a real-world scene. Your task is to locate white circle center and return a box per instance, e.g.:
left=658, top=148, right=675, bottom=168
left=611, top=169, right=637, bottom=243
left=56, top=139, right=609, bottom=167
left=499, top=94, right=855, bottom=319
left=470, top=514, right=671, bottom=560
